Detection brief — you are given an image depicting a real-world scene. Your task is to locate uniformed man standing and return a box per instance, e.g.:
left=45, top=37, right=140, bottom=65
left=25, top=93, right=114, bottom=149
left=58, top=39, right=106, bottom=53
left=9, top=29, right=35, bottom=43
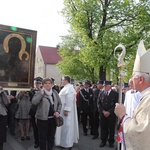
left=51, top=78, right=60, bottom=93
left=97, top=81, right=118, bottom=148
left=78, top=80, right=94, bottom=136
left=7, top=90, right=18, bottom=136
left=29, top=76, right=43, bottom=148
left=92, top=80, right=104, bottom=140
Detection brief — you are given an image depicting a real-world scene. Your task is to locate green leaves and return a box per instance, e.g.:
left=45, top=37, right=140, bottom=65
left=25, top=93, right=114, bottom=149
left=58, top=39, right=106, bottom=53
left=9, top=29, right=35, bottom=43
left=57, top=0, right=150, bottom=83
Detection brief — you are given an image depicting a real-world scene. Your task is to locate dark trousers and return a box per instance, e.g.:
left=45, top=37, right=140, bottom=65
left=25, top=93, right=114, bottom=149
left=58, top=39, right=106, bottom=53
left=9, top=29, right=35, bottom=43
left=0, top=115, right=7, bottom=144
left=81, top=112, right=94, bottom=134
left=37, top=118, right=56, bottom=150
left=7, top=106, right=16, bottom=134
left=100, top=114, right=116, bottom=144
left=77, top=107, right=81, bottom=123
left=31, top=116, right=39, bottom=144
left=93, top=111, right=99, bottom=136
left=0, top=143, right=3, bottom=150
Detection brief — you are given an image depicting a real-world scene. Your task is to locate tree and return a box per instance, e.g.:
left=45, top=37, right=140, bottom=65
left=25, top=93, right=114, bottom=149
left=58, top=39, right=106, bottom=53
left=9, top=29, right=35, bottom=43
left=57, top=0, right=150, bottom=83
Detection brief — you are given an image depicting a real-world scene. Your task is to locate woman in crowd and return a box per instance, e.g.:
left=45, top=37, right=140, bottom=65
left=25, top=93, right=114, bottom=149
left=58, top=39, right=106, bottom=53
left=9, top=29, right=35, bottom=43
left=0, top=86, right=10, bottom=150
left=15, top=91, right=32, bottom=140
left=32, top=78, right=62, bottom=150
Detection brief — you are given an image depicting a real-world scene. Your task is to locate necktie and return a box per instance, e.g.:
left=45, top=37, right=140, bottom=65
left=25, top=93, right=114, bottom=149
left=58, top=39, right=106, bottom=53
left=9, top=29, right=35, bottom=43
left=107, top=91, right=109, bottom=96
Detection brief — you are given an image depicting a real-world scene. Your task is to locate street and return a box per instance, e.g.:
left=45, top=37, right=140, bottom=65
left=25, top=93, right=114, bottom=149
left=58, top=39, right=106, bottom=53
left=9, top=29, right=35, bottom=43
left=4, top=123, right=117, bottom=150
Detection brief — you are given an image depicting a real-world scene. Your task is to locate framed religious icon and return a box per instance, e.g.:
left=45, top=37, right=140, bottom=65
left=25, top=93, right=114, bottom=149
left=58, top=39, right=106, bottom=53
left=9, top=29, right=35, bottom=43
left=0, top=24, right=37, bottom=91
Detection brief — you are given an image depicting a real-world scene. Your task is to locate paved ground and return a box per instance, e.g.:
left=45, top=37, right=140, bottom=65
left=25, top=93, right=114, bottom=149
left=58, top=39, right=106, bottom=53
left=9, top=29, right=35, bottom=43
left=4, top=123, right=117, bottom=150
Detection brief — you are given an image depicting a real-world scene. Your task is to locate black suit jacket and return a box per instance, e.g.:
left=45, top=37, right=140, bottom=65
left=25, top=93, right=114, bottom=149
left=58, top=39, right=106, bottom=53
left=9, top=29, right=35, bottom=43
left=98, top=90, right=118, bottom=116
left=78, top=88, right=94, bottom=113
left=52, top=85, right=59, bottom=93
left=5, top=90, right=18, bottom=112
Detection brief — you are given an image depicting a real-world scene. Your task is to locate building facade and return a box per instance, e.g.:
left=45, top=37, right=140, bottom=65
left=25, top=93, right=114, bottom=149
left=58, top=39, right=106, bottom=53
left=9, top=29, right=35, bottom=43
left=34, top=46, right=63, bottom=84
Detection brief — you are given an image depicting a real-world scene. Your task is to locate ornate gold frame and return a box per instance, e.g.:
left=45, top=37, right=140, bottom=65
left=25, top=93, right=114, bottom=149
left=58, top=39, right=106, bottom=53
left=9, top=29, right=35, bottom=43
left=0, top=24, right=37, bottom=91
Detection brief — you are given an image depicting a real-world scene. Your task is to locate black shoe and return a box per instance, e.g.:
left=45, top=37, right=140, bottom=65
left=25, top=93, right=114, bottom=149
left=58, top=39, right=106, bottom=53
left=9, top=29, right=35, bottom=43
left=99, top=142, right=106, bottom=147
left=90, top=131, right=94, bottom=135
left=34, top=143, right=39, bottom=148
left=21, top=136, right=25, bottom=141
left=62, top=147, right=72, bottom=150
left=92, top=135, right=98, bottom=140
left=109, top=144, right=114, bottom=148
left=10, top=132, right=16, bottom=136
left=84, top=133, right=87, bottom=136
left=84, top=132, right=87, bottom=136
left=26, top=136, right=30, bottom=140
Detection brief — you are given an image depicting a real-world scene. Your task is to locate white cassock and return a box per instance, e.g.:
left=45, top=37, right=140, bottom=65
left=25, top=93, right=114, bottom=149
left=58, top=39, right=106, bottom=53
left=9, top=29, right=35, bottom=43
left=55, top=83, right=79, bottom=148
left=124, top=90, right=141, bottom=117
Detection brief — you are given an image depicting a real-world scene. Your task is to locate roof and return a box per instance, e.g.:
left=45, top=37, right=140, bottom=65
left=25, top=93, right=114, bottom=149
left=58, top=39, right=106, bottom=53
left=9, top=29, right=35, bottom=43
left=38, top=46, right=62, bottom=64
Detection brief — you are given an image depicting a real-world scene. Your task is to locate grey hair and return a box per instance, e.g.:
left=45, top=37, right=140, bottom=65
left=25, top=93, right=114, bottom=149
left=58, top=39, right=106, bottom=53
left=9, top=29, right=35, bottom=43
left=133, top=72, right=150, bottom=82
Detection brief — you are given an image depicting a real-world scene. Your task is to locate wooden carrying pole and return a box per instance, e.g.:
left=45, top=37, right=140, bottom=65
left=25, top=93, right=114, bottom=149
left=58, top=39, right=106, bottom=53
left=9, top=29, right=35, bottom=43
left=114, top=44, right=126, bottom=150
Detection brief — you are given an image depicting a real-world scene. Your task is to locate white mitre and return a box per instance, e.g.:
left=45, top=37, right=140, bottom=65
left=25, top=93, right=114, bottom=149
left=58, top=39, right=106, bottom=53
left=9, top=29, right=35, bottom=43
left=133, top=40, right=150, bottom=74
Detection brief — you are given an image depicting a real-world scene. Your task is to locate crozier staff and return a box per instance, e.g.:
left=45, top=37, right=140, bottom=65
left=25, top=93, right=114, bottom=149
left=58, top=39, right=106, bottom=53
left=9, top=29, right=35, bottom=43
left=114, top=43, right=126, bottom=150
left=115, top=40, right=150, bottom=150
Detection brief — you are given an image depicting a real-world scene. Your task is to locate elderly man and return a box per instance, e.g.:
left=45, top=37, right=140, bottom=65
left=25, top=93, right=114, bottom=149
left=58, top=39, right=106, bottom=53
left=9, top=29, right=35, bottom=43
left=115, top=40, right=150, bottom=150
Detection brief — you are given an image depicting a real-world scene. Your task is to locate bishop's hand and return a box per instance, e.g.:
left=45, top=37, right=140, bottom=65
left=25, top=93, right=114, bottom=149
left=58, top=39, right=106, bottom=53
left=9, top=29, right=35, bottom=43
left=114, top=103, right=126, bottom=119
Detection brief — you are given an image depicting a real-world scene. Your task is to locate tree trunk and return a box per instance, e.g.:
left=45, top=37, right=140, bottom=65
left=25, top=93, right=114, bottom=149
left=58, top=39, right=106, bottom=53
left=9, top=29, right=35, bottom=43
left=99, top=66, right=106, bottom=81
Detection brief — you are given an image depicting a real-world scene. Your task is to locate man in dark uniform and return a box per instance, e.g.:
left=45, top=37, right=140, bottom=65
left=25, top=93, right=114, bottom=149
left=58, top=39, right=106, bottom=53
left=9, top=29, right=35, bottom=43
left=97, top=81, right=118, bottom=148
left=29, top=76, right=43, bottom=148
left=92, top=80, right=104, bottom=140
left=78, top=80, right=94, bottom=136
left=122, top=83, right=130, bottom=104
left=7, top=90, right=18, bottom=136
left=51, top=78, right=60, bottom=93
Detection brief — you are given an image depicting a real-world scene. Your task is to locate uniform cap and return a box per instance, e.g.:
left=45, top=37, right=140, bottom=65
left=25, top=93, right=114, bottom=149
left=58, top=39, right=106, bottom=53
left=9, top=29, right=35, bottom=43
left=34, top=76, right=43, bottom=84
left=123, top=83, right=129, bottom=88
left=97, top=80, right=104, bottom=85
left=103, top=81, right=112, bottom=85
left=84, top=80, right=91, bottom=85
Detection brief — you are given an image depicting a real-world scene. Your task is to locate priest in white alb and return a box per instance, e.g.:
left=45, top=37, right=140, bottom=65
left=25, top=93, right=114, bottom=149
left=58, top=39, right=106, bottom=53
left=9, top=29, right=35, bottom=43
left=55, top=76, right=79, bottom=150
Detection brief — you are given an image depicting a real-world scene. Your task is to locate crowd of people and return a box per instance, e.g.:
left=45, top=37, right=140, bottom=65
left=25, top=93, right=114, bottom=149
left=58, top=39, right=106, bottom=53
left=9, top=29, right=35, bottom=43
left=0, top=75, right=143, bottom=150
left=1, top=40, right=150, bottom=150
left=0, top=76, right=79, bottom=150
